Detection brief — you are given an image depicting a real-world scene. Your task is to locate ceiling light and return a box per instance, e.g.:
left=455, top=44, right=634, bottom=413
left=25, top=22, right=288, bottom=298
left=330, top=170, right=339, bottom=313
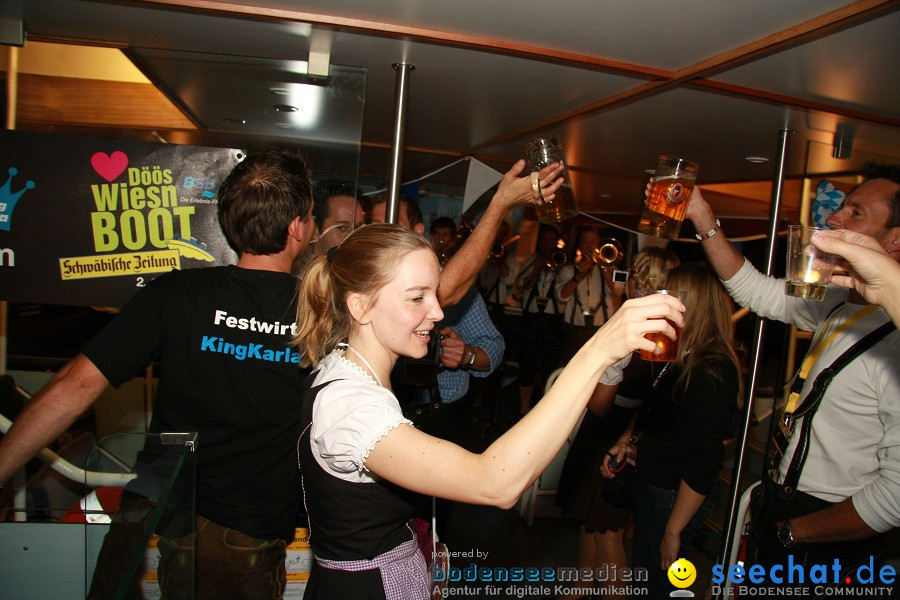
left=286, top=23, right=312, bottom=37
left=222, top=118, right=246, bottom=125
left=744, top=156, right=770, bottom=164
left=272, top=85, right=323, bottom=128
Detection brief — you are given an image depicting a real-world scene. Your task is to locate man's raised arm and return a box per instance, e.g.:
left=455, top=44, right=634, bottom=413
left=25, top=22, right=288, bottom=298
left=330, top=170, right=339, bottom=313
left=439, top=160, right=563, bottom=306
left=683, top=185, right=746, bottom=282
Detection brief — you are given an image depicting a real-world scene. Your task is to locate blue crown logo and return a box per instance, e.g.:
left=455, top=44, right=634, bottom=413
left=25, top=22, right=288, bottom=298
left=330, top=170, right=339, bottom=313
left=0, top=167, right=36, bottom=232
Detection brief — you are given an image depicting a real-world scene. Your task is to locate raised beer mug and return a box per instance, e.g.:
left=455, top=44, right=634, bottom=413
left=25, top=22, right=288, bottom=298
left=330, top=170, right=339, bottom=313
left=638, top=155, right=699, bottom=240
left=524, top=136, right=579, bottom=224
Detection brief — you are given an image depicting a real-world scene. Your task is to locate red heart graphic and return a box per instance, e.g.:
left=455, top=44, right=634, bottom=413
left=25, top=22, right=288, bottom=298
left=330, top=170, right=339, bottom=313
left=91, top=151, right=129, bottom=182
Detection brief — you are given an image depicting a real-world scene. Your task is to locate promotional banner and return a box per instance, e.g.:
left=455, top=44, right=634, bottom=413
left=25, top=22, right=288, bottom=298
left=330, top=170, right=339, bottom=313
left=0, top=130, right=243, bottom=307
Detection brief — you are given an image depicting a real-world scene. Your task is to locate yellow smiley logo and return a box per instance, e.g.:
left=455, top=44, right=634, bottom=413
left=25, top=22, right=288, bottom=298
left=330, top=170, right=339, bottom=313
left=667, top=558, right=697, bottom=589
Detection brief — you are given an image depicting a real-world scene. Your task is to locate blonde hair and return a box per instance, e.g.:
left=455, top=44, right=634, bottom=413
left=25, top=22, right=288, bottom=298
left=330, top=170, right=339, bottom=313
left=293, top=223, right=434, bottom=367
left=666, top=262, right=742, bottom=407
left=629, top=247, right=681, bottom=294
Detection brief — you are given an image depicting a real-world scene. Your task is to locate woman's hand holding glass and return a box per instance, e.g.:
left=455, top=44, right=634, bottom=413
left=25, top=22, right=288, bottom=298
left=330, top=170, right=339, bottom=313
left=590, top=292, right=686, bottom=367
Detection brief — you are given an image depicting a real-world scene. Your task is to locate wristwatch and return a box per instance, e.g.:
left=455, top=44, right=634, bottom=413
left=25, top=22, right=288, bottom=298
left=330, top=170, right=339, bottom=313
left=462, top=347, right=476, bottom=368
left=777, top=519, right=796, bottom=548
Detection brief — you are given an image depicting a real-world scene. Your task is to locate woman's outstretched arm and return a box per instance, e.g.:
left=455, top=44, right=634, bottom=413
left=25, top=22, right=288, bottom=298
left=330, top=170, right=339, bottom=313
left=365, top=293, right=685, bottom=508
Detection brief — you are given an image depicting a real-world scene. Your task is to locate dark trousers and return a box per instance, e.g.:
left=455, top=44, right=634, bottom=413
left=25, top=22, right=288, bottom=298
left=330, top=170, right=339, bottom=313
left=88, top=497, right=287, bottom=599
left=632, top=480, right=715, bottom=598
left=516, top=313, right=563, bottom=387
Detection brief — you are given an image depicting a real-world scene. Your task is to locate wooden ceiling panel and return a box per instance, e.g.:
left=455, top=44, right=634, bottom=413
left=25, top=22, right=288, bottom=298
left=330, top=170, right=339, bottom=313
left=12, top=73, right=196, bottom=131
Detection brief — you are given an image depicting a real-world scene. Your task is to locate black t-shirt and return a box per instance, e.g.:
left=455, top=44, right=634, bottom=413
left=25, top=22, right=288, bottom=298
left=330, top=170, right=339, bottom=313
left=635, top=355, right=738, bottom=495
left=82, top=265, right=309, bottom=539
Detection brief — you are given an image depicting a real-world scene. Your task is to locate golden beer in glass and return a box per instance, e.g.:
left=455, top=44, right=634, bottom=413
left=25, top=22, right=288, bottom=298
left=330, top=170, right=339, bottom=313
left=638, top=156, right=699, bottom=240
left=635, top=289, right=687, bottom=362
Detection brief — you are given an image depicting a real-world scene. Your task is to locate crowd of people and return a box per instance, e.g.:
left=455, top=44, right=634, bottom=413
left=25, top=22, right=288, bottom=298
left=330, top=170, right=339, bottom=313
left=0, top=148, right=898, bottom=599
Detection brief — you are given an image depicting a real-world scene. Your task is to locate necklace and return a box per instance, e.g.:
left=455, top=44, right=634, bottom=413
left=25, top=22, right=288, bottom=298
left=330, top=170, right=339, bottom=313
left=338, top=342, right=384, bottom=387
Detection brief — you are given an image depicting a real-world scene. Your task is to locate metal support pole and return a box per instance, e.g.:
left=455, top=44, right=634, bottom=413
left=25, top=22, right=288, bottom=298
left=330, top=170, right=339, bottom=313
left=715, top=129, right=793, bottom=597
left=386, top=63, right=414, bottom=224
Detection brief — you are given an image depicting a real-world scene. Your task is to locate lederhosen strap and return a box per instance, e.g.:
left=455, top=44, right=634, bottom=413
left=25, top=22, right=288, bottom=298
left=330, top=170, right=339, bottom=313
left=573, top=270, right=608, bottom=324
left=525, top=270, right=558, bottom=314
left=485, top=272, right=502, bottom=305
left=600, top=273, right=609, bottom=322
left=774, top=320, right=896, bottom=499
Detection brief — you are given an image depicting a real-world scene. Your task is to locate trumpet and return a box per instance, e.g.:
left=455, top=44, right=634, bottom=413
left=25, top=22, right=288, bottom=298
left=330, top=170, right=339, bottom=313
left=586, top=238, right=624, bottom=267
left=546, top=249, right=568, bottom=271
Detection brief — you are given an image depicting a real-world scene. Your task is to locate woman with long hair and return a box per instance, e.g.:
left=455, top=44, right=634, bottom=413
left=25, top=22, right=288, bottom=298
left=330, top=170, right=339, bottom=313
left=603, top=262, right=741, bottom=597
left=293, top=223, right=685, bottom=598
left=555, top=246, right=681, bottom=600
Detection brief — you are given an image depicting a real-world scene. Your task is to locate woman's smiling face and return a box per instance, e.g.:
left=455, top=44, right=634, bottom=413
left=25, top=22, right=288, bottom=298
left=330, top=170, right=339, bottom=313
left=365, top=248, right=443, bottom=360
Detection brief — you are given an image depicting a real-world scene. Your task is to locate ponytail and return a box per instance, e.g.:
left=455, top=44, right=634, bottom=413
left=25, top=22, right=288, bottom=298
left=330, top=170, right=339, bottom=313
left=294, top=253, right=341, bottom=367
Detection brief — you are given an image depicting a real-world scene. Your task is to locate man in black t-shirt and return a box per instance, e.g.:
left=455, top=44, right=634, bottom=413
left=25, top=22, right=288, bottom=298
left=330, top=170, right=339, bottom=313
left=0, top=147, right=316, bottom=599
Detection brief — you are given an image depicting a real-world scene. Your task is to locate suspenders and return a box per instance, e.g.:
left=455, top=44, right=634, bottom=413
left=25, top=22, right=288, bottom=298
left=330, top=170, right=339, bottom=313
left=770, top=308, right=895, bottom=499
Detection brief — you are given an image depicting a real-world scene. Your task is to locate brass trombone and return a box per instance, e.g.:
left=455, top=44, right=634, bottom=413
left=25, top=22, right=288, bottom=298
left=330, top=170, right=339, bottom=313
left=436, top=223, right=472, bottom=266
left=489, top=234, right=522, bottom=261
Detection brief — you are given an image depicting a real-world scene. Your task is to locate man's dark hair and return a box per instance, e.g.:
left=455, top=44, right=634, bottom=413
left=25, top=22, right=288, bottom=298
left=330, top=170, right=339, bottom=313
left=217, top=147, right=313, bottom=255
left=430, top=216, right=457, bottom=236
left=312, top=179, right=357, bottom=229
left=862, top=162, right=900, bottom=228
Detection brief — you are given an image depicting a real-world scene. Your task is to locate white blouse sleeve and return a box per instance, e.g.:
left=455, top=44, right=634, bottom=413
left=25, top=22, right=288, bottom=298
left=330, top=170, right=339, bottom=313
left=312, top=379, right=412, bottom=474
left=599, top=353, right=632, bottom=385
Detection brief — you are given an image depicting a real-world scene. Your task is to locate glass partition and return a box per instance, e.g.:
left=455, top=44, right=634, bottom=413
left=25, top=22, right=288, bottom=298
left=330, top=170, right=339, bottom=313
left=0, top=431, right=197, bottom=600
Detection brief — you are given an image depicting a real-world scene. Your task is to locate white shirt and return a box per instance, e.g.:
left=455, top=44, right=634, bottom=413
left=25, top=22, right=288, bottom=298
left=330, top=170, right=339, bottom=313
left=477, top=253, right=518, bottom=306
left=557, top=264, right=620, bottom=327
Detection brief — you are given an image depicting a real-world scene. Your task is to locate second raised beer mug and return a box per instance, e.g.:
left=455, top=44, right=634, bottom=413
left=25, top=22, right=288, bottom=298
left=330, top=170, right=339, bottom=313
left=524, top=136, right=579, bottom=224
left=638, top=155, right=699, bottom=239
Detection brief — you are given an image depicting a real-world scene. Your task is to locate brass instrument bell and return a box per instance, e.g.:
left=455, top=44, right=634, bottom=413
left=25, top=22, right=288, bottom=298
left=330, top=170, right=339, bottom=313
left=437, top=223, right=472, bottom=266
left=590, top=238, right=624, bottom=267
left=546, top=248, right=567, bottom=271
